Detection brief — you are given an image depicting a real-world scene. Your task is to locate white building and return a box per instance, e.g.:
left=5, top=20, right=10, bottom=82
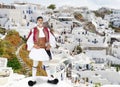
left=0, top=58, right=13, bottom=86
left=0, top=2, right=47, bottom=37
left=13, top=2, right=41, bottom=24
left=104, top=9, right=120, bottom=28
left=0, top=9, right=22, bottom=29
left=112, top=42, right=120, bottom=58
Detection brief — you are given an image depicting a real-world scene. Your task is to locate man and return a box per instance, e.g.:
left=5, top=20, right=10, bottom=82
left=26, top=16, right=58, bottom=86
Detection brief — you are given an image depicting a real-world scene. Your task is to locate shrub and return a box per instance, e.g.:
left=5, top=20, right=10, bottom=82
left=7, top=57, right=22, bottom=70
left=76, top=45, right=82, bottom=54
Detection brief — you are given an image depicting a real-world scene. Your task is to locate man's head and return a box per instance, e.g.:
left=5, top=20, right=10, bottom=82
left=37, top=16, right=43, bottom=27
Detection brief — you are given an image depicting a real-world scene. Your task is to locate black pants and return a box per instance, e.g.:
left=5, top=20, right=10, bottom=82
left=45, top=50, right=52, bottom=60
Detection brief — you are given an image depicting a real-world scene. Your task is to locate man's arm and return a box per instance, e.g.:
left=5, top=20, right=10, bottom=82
left=26, top=29, right=34, bottom=51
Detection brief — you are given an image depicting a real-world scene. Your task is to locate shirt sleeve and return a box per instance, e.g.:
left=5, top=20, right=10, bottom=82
left=48, top=28, right=56, bottom=48
left=26, top=29, right=34, bottom=51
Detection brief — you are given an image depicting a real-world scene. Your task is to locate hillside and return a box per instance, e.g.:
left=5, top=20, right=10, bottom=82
left=0, top=30, right=25, bottom=74
left=0, top=30, right=22, bottom=59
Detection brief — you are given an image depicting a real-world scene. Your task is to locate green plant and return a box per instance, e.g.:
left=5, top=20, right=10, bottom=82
left=76, top=45, right=82, bottom=54
left=7, top=57, right=22, bottom=70
left=0, top=48, right=3, bottom=56
left=0, top=40, right=16, bottom=59
left=116, top=67, right=119, bottom=72
left=94, top=83, right=101, bottom=87
left=0, top=27, right=6, bottom=35
left=47, top=4, right=56, bottom=10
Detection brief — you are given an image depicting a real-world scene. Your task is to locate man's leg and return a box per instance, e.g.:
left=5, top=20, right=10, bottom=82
left=42, top=62, right=59, bottom=84
left=28, top=60, right=39, bottom=86
left=32, top=60, right=39, bottom=80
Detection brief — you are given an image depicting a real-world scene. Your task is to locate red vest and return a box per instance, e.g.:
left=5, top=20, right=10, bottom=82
left=27, top=27, right=49, bottom=43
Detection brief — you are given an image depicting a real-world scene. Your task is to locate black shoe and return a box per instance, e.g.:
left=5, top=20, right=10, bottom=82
left=28, top=80, right=36, bottom=86
left=47, top=78, right=59, bottom=84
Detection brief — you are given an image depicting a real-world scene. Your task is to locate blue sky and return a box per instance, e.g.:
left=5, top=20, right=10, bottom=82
left=0, top=0, right=120, bottom=10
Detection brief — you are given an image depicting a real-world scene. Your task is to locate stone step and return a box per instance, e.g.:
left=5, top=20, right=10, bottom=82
left=16, top=45, right=31, bottom=75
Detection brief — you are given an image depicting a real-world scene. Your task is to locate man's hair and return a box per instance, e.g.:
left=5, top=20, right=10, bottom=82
left=37, top=16, right=43, bottom=21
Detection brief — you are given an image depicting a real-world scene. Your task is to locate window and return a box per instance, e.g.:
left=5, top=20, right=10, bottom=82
left=31, top=11, right=33, bottom=14
left=29, top=10, right=31, bottom=14
left=26, top=10, right=29, bottom=13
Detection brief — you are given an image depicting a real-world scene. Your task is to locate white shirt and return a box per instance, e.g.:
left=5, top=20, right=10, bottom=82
left=37, top=26, right=45, bottom=37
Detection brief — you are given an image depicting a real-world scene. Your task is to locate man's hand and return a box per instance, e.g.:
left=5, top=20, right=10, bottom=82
left=46, top=44, right=51, bottom=50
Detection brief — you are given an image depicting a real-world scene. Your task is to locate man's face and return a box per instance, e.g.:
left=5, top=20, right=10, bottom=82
left=37, top=18, right=43, bottom=25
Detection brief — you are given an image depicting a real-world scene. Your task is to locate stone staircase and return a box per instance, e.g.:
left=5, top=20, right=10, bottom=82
left=16, top=45, right=31, bottom=77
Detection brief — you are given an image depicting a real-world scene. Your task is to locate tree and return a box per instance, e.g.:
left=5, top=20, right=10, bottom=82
left=47, top=4, right=56, bottom=10
left=73, top=45, right=82, bottom=54
left=116, top=67, right=119, bottom=72
left=76, top=45, right=82, bottom=54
